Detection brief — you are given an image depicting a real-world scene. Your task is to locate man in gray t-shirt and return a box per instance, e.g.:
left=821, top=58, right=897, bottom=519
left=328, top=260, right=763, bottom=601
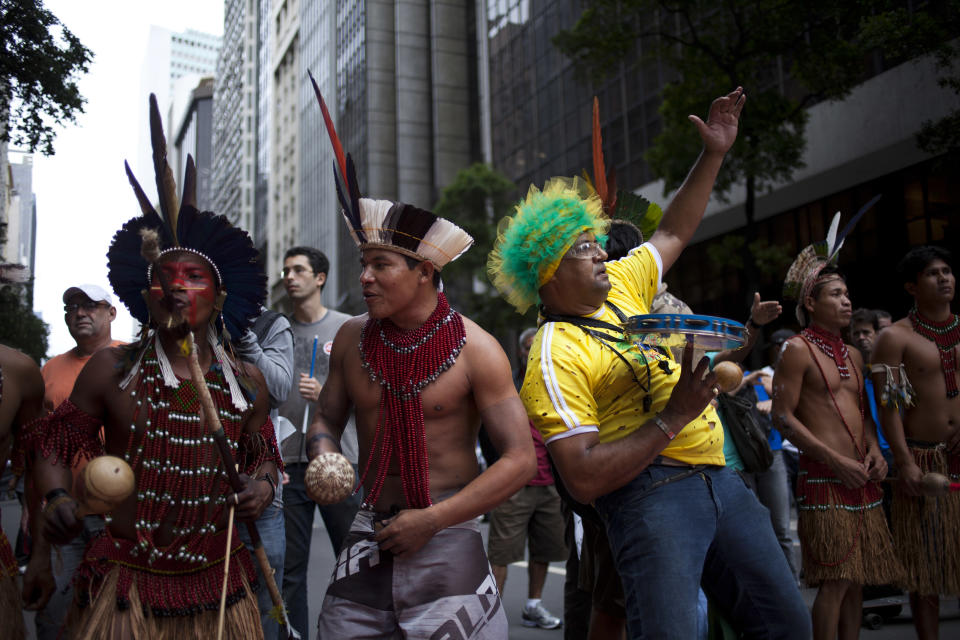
left=278, top=246, right=361, bottom=637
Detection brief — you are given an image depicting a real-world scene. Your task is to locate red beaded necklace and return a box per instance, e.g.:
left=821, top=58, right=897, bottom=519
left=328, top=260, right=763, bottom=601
left=802, top=324, right=851, bottom=379
left=118, top=339, right=242, bottom=568
left=357, top=292, right=466, bottom=509
left=909, top=306, right=960, bottom=398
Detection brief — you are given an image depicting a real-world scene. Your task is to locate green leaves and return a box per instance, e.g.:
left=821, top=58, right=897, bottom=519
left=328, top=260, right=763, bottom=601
left=432, top=163, right=537, bottom=337
left=0, top=284, right=49, bottom=364
left=0, top=0, right=93, bottom=155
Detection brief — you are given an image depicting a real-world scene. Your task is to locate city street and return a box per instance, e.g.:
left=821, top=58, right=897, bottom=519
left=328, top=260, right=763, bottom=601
left=4, top=496, right=959, bottom=638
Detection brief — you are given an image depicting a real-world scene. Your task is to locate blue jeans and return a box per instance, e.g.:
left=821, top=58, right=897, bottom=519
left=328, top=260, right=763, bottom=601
left=747, top=450, right=799, bottom=580
left=282, top=461, right=361, bottom=637
left=239, top=495, right=286, bottom=640
left=595, top=464, right=811, bottom=640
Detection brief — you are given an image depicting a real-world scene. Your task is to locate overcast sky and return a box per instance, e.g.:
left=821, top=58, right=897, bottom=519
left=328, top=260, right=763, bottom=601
left=26, top=1, right=223, bottom=357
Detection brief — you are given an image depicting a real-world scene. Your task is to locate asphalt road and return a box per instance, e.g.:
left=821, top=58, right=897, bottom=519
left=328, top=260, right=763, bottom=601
left=4, top=496, right=959, bottom=638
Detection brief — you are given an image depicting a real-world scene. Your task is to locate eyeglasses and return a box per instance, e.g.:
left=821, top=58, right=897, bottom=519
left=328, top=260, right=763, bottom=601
left=563, top=241, right=605, bottom=260
left=282, top=265, right=315, bottom=277
left=64, top=301, right=109, bottom=315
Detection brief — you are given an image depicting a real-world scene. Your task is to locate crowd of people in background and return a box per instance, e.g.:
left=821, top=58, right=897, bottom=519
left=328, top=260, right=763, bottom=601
left=0, top=84, right=957, bottom=640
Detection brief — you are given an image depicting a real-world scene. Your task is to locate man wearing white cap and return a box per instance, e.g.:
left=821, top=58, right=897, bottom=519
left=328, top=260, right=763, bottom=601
left=40, top=285, right=121, bottom=412
left=25, top=284, right=124, bottom=639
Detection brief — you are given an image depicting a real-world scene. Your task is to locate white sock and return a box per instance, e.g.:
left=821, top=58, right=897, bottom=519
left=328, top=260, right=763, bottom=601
left=526, top=598, right=541, bottom=610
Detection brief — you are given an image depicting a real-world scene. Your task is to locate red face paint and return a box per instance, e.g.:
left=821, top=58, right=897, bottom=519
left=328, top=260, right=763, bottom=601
left=149, top=254, right=217, bottom=328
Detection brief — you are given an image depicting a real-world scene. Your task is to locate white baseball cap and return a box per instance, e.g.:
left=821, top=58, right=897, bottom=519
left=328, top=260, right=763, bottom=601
left=62, top=284, right=113, bottom=305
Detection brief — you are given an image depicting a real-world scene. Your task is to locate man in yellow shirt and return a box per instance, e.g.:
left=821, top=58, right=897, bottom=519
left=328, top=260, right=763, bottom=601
left=488, top=88, right=810, bottom=639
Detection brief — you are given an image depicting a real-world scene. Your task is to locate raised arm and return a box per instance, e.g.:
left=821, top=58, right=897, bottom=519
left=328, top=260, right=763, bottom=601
left=650, top=87, right=745, bottom=274
left=772, top=339, right=868, bottom=488
left=547, top=342, right=717, bottom=504
left=305, top=322, right=354, bottom=459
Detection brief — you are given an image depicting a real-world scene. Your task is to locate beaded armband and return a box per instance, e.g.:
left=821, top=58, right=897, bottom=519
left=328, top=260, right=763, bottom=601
left=870, top=363, right=917, bottom=411
left=238, top=416, right=283, bottom=475
left=27, top=400, right=105, bottom=468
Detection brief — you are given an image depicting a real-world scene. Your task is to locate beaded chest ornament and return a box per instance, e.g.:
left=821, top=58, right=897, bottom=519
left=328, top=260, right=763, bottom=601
left=357, top=292, right=466, bottom=509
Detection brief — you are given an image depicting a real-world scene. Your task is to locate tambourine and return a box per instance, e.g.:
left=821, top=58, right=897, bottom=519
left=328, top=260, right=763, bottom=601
left=622, top=314, right=746, bottom=352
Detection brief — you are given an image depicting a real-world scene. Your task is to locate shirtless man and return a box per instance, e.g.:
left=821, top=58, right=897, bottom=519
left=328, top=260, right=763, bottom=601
left=306, top=204, right=535, bottom=638
left=774, top=264, right=901, bottom=640
left=871, top=245, right=958, bottom=640
left=0, top=343, right=44, bottom=640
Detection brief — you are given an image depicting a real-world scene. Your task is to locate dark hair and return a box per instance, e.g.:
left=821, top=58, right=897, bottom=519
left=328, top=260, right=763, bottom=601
left=851, top=308, right=878, bottom=331
left=604, top=220, right=643, bottom=262
left=896, top=245, right=953, bottom=285
left=874, top=309, right=892, bottom=322
left=799, top=266, right=845, bottom=326
left=402, top=255, right=442, bottom=288
left=809, top=266, right=845, bottom=300
left=284, top=246, right=329, bottom=289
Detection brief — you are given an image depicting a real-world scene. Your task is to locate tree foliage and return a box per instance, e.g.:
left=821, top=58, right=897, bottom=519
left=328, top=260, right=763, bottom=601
left=432, top=163, right=536, bottom=344
left=555, top=0, right=871, bottom=203
left=857, top=1, right=960, bottom=161
left=0, top=0, right=93, bottom=155
left=0, top=284, right=49, bottom=364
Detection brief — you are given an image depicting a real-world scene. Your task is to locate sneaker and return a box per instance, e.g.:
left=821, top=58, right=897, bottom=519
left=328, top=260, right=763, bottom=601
left=521, top=602, right=562, bottom=629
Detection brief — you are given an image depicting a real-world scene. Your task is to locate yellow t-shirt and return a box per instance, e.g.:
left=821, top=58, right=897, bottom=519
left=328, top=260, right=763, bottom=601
left=521, top=243, right=725, bottom=465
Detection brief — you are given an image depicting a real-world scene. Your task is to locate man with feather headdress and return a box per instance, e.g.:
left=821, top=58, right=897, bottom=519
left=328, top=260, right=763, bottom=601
left=773, top=209, right=902, bottom=640
left=25, top=96, right=281, bottom=639
left=304, top=74, right=535, bottom=638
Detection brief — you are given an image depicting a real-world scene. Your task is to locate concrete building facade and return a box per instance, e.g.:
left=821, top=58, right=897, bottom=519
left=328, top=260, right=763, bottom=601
left=212, top=0, right=258, bottom=234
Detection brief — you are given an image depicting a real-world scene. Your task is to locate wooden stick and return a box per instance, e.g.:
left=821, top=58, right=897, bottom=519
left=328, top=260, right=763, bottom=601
left=217, top=492, right=237, bottom=640
left=186, top=331, right=298, bottom=639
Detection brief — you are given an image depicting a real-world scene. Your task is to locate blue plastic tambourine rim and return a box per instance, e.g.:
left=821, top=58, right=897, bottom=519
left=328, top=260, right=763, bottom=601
left=622, top=313, right=746, bottom=352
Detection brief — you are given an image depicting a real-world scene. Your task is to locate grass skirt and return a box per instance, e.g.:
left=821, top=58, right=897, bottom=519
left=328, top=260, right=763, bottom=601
left=0, top=525, right=26, bottom=640
left=797, top=456, right=903, bottom=587
left=65, top=530, right=263, bottom=639
left=891, top=442, right=960, bottom=596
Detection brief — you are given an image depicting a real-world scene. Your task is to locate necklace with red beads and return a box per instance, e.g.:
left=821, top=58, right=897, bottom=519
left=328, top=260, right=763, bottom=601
left=802, top=324, right=851, bottom=379
left=117, top=338, right=242, bottom=568
left=358, top=292, right=466, bottom=509
left=909, top=305, right=960, bottom=398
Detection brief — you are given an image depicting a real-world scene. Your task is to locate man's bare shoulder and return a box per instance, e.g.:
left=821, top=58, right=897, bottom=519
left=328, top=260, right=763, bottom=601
left=0, top=343, right=40, bottom=377
left=333, top=314, right=367, bottom=342
left=873, top=318, right=913, bottom=352
left=460, top=314, right=507, bottom=357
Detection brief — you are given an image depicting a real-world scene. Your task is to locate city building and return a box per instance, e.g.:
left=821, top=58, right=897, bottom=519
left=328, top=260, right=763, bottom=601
left=139, top=27, right=221, bottom=190
left=0, top=153, right=37, bottom=279
left=213, top=0, right=258, bottom=237
left=172, top=76, right=215, bottom=212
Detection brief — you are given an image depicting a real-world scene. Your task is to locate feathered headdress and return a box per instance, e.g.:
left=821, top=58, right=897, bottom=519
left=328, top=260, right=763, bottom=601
left=783, top=195, right=881, bottom=324
left=487, top=176, right=608, bottom=314
left=583, top=97, right=661, bottom=240
left=308, top=71, right=473, bottom=269
left=107, top=94, right=265, bottom=341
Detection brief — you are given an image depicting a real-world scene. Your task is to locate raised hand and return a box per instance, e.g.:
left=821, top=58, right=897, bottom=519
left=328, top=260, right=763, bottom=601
left=689, top=87, right=746, bottom=156
left=750, top=291, right=782, bottom=326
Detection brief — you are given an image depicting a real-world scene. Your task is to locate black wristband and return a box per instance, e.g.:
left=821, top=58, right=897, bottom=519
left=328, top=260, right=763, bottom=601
left=747, top=317, right=761, bottom=329
left=307, top=432, right=341, bottom=454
